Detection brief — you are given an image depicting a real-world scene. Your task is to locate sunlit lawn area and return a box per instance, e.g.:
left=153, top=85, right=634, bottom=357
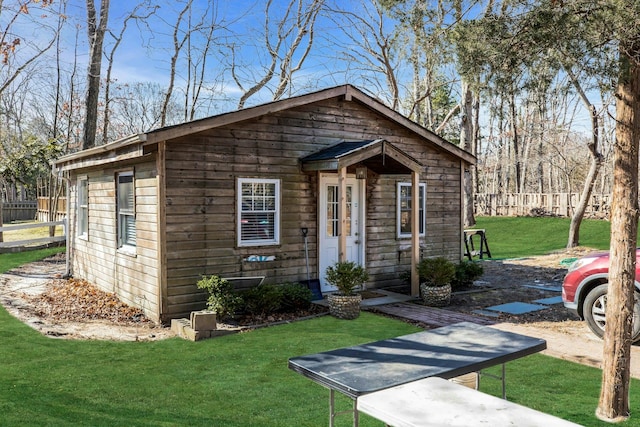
left=475, top=216, right=615, bottom=258
left=1, top=219, right=640, bottom=426
left=1, top=221, right=65, bottom=241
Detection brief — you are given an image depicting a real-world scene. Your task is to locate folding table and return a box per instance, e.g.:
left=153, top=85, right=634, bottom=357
left=288, top=322, right=546, bottom=427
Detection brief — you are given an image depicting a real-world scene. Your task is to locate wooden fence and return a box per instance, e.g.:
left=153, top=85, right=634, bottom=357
left=0, top=220, right=66, bottom=253
left=2, top=201, right=37, bottom=223
left=36, top=197, right=67, bottom=222
left=474, top=193, right=611, bottom=218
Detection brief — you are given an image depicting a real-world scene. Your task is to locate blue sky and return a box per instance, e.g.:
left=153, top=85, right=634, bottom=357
left=5, top=0, right=597, bottom=134
left=51, top=0, right=417, bottom=114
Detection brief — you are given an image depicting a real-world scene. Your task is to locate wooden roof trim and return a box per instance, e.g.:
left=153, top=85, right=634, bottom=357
left=144, top=83, right=474, bottom=165
left=145, top=85, right=355, bottom=144
left=302, top=139, right=423, bottom=173
left=55, top=148, right=145, bottom=172
left=53, top=133, right=146, bottom=171
left=378, top=141, right=423, bottom=173
left=336, top=140, right=423, bottom=173
left=53, top=84, right=475, bottom=168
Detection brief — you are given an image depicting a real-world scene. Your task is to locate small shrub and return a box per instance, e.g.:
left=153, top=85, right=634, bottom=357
left=196, top=275, right=243, bottom=319
left=280, top=283, right=313, bottom=311
left=240, top=284, right=283, bottom=316
left=399, top=270, right=411, bottom=284
left=325, top=261, right=369, bottom=296
left=417, top=257, right=455, bottom=287
left=452, top=260, right=484, bottom=291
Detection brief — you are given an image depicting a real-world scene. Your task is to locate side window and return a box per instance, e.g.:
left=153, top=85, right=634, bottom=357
left=237, top=178, right=280, bottom=247
left=117, top=171, right=136, bottom=249
left=397, top=182, right=426, bottom=238
left=77, top=177, right=88, bottom=238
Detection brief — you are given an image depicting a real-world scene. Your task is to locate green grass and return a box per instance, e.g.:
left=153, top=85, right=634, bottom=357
left=2, top=223, right=640, bottom=426
left=475, top=216, right=614, bottom=258
left=0, top=246, right=65, bottom=272
left=1, top=299, right=631, bottom=427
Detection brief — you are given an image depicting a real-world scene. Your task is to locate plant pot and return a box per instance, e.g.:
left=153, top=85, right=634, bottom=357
left=420, top=283, right=452, bottom=307
left=327, top=293, right=362, bottom=320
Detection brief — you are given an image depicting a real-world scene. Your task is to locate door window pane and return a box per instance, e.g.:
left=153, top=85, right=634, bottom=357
left=326, top=185, right=352, bottom=237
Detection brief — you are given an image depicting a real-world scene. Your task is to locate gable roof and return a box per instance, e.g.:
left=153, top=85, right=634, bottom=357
left=145, top=84, right=474, bottom=164
left=301, top=139, right=423, bottom=174
left=54, top=84, right=474, bottom=171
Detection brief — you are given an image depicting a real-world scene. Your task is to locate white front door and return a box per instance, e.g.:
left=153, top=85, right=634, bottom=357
left=318, top=174, right=364, bottom=292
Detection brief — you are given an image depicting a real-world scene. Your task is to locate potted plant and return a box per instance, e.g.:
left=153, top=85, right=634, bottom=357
left=325, top=261, right=369, bottom=319
left=418, top=257, right=456, bottom=307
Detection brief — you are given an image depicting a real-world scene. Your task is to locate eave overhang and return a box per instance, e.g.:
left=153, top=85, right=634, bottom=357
left=301, top=139, right=423, bottom=174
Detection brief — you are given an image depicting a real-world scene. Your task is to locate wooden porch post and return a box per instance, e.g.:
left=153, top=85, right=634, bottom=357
left=411, top=170, right=420, bottom=296
left=338, top=167, right=347, bottom=262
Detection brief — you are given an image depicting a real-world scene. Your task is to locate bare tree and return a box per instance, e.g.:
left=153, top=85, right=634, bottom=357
left=0, top=0, right=59, bottom=96
left=565, top=66, right=605, bottom=248
left=158, top=0, right=227, bottom=126
left=460, top=79, right=475, bottom=226
left=82, top=0, right=110, bottom=149
left=0, top=0, right=60, bottom=239
left=110, top=81, right=176, bottom=135
left=231, top=0, right=324, bottom=109
left=326, top=1, right=401, bottom=109
left=102, top=2, right=157, bottom=141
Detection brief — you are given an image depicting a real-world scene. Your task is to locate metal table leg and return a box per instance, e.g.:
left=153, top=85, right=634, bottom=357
left=329, top=389, right=359, bottom=427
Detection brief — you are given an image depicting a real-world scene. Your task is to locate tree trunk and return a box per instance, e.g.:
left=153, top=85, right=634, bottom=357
left=82, top=0, right=110, bottom=149
left=0, top=201, right=3, bottom=243
left=568, top=104, right=603, bottom=248
left=596, top=47, right=640, bottom=422
left=472, top=91, right=480, bottom=195
left=509, top=90, right=521, bottom=193
left=460, top=79, right=475, bottom=227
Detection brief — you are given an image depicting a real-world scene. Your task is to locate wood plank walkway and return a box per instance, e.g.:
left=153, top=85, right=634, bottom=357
left=368, top=302, right=495, bottom=328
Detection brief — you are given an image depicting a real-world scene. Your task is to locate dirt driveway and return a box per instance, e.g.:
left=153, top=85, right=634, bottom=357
left=472, top=249, right=640, bottom=379
left=2, top=250, right=640, bottom=378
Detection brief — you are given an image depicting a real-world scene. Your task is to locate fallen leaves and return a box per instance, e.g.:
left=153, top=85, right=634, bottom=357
left=30, top=278, right=151, bottom=325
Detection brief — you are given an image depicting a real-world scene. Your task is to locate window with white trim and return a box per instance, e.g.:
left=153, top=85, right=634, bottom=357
left=237, top=178, right=280, bottom=246
left=397, top=182, right=426, bottom=238
left=77, top=177, right=88, bottom=238
left=117, top=171, right=136, bottom=248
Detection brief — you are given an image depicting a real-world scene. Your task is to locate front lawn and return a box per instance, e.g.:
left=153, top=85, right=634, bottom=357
left=2, top=229, right=639, bottom=426
left=0, top=301, right=632, bottom=426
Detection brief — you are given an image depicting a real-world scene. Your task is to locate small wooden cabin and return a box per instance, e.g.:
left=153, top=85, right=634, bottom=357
left=53, top=85, right=475, bottom=323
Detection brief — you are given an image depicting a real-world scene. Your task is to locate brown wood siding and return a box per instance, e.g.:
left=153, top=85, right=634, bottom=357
left=69, top=160, right=161, bottom=321
left=161, top=97, right=463, bottom=319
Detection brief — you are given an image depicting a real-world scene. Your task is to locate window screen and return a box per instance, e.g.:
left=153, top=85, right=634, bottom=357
left=117, top=172, right=136, bottom=248
left=77, top=177, right=88, bottom=237
left=238, top=178, right=280, bottom=246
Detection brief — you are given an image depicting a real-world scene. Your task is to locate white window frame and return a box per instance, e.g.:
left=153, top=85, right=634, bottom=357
left=397, top=182, right=426, bottom=238
left=237, top=178, right=280, bottom=247
left=77, top=176, right=88, bottom=239
left=117, top=171, right=136, bottom=250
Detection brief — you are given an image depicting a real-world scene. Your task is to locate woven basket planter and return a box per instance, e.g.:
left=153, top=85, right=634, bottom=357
left=327, top=293, right=362, bottom=320
left=420, top=283, right=452, bottom=307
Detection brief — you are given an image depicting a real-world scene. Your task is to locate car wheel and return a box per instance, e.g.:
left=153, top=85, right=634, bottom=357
left=583, top=284, right=640, bottom=342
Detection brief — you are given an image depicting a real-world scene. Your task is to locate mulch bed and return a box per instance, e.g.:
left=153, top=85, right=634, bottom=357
left=22, top=249, right=591, bottom=331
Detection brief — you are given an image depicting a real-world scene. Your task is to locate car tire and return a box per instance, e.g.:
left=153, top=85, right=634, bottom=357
left=583, top=284, right=640, bottom=343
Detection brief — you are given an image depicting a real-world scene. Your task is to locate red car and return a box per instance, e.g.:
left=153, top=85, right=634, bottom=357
left=562, top=250, right=640, bottom=341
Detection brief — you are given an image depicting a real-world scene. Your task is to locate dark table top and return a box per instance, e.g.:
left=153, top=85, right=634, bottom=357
left=288, top=322, right=546, bottom=399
